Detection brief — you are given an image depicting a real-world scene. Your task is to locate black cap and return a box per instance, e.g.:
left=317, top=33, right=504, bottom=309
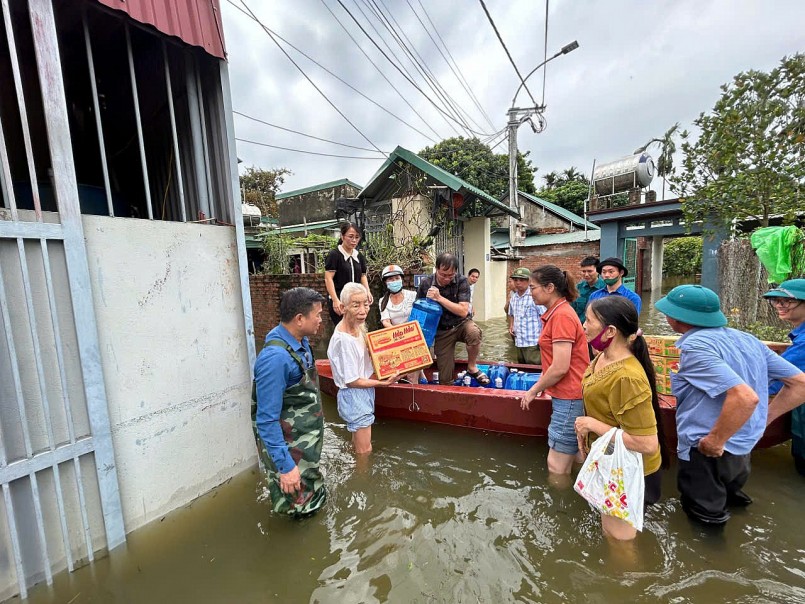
left=597, top=257, right=628, bottom=276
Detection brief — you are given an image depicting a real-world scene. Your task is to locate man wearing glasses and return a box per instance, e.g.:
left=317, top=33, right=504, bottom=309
left=416, top=253, right=489, bottom=385
left=764, top=279, right=805, bottom=475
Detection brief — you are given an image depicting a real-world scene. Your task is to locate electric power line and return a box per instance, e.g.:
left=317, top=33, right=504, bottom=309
left=347, top=0, right=463, bottom=138
left=237, top=137, right=385, bottom=159
left=477, top=0, right=538, bottom=107
left=224, top=0, right=437, bottom=146
left=371, top=0, right=489, bottom=136
left=317, top=0, right=444, bottom=141
left=234, top=110, right=385, bottom=153
left=408, top=0, right=496, bottom=131
left=335, top=0, right=494, bottom=136
left=236, top=0, right=385, bottom=157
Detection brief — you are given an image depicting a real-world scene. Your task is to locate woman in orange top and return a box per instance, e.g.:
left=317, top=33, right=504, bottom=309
left=521, top=265, right=591, bottom=478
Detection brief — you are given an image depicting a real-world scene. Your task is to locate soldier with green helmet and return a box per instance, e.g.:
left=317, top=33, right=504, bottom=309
left=252, top=287, right=327, bottom=516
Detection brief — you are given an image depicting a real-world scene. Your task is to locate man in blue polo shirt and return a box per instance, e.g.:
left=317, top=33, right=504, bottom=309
left=253, top=287, right=327, bottom=516
left=655, top=284, right=805, bottom=526
left=588, top=256, right=642, bottom=314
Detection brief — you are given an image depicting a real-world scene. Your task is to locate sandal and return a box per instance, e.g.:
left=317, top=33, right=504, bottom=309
left=467, top=369, right=491, bottom=386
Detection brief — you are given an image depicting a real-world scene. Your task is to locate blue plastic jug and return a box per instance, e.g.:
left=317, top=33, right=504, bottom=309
left=519, top=372, right=541, bottom=391
left=408, top=298, right=443, bottom=347
left=485, top=364, right=506, bottom=389
left=505, top=370, right=522, bottom=390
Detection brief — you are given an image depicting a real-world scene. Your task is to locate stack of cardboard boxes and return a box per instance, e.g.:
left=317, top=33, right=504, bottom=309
left=645, top=335, right=680, bottom=395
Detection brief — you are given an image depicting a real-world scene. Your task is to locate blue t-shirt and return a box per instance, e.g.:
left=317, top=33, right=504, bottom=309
left=672, top=327, right=800, bottom=460
left=769, top=322, right=805, bottom=441
left=588, top=283, right=642, bottom=315
left=253, top=324, right=314, bottom=474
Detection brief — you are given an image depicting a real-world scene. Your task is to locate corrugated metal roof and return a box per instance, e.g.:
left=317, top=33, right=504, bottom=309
left=360, top=146, right=519, bottom=218
left=515, top=190, right=599, bottom=230
left=493, top=229, right=601, bottom=250
left=93, top=0, right=226, bottom=59
left=276, top=179, right=362, bottom=201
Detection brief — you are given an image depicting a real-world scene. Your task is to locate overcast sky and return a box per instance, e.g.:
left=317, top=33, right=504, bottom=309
left=221, top=0, right=805, bottom=197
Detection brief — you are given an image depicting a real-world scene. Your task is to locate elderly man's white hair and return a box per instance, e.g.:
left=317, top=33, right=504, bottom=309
left=339, top=282, right=368, bottom=307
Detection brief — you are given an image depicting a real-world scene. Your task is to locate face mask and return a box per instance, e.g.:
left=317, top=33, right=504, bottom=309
left=603, top=277, right=620, bottom=286
left=387, top=280, right=403, bottom=293
left=589, top=326, right=614, bottom=352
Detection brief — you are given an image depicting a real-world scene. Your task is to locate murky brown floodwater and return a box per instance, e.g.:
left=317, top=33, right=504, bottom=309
left=19, top=279, right=805, bottom=603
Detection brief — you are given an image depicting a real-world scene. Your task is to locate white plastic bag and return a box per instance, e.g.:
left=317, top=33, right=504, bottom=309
left=573, top=427, right=645, bottom=531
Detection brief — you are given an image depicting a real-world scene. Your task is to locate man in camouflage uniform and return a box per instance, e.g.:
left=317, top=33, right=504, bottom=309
left=252, top=287, right=326, bottom=515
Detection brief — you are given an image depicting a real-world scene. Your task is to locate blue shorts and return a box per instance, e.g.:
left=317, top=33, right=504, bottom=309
left=548, top=397, right=584, bottom=455
left=337, top=387, right=375, bottom=432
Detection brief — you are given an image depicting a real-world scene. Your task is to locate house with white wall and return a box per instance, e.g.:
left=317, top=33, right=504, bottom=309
left=0, top=1, right=254, bottom=599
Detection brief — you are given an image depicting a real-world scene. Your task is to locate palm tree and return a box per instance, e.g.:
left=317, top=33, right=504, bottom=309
left=542, top=171, right=560, bottom=189
left=635, top=123, right=680, bottom=200
left=561, top=166, right=584, bottom=183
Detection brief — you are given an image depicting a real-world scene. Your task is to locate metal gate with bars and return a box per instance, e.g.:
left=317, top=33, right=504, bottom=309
left=0, top=0, right=124, bottom=599
left=622, top=237, right=637, bottom=292
left=435, top=219, right=464, bottom=274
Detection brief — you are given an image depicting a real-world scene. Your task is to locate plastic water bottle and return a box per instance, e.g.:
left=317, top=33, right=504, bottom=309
left=431, top=371, right=439, bottom=384
left=494, top=376, right=503, bottom=389
left=463, top=374, right=472, bottom=387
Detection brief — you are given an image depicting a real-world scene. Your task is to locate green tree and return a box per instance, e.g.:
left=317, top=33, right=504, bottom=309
left=240, top=166, right=292, bottom=219
left=419, top=137, right=537, bottom=199
left=672, top=54, right=805, bottom=228
left=536, top=178, right=590, bottom=216
left=635, top=123, right=679, bottom=200
left=663, top=236, right=703, bottom=276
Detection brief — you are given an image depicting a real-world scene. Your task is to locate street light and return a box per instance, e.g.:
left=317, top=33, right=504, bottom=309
left=507, top=40, right=579, bottom=255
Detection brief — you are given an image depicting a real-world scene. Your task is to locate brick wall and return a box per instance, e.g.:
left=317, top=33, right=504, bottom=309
left=249, top=271, right=419, bottom=347
left=514, top=240, right=601, bottom=283
left=250, top=273, right=332, bottom=346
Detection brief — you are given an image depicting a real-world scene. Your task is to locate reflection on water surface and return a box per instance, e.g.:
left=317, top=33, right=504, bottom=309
left=23, top=407, right=805, bottom=603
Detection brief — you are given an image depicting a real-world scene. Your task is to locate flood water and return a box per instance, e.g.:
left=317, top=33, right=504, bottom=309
left=19, top=280, right=805, bottom=603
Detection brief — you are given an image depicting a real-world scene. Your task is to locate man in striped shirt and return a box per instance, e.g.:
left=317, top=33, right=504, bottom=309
left=508, top=267, right=547, bottom=364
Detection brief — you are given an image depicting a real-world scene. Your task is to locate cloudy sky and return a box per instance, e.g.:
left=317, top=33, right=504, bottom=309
left=221, top=0, right=805, bottom=196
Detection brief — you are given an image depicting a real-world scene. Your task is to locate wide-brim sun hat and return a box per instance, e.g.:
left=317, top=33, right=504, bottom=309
left=511, top=267, right=531, bottom=280
left=655, top=284, right=727, bottom=328
left=597, top=257, right=628, bottom=276
left=381, top=264, right=404, bottom=280
left=763, top=279, right=805, bottom=301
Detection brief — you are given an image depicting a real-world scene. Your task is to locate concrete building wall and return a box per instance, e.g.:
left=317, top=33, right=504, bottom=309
left=463, top=217, right=490, bottom=320
left=83, top=216, right=255, bottom=532
left=486, top=260, right=510, bottom=320
left=521, top=203, right=573, bottom=234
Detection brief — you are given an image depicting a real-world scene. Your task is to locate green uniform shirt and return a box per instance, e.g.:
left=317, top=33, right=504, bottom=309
left=572, top=277, right=606, bottom=323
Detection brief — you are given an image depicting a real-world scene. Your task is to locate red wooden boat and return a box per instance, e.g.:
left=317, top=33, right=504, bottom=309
left=315, top=359, right=792, bottom=453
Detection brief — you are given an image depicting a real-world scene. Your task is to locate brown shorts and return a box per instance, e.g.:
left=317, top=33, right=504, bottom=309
left=433, top=320, right=482, bottom=382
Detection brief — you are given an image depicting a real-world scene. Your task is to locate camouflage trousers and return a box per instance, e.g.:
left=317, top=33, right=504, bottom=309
left=252, top=343, right=326, bottom=516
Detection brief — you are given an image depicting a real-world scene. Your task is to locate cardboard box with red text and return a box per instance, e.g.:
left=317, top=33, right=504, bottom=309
left=366, top=321, right=433, bottom=380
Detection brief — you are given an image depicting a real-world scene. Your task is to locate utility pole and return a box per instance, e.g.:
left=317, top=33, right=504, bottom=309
left=507, top=106, right=543, bottom=256
left=506, top=41, right=580, bottom=257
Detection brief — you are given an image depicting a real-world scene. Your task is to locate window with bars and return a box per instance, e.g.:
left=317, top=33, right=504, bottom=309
left=0, top=0, right=234, bottom=224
